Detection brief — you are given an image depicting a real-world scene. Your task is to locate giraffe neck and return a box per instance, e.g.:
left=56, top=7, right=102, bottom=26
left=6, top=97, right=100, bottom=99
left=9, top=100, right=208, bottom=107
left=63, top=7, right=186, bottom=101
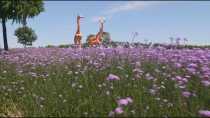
left=100, top=23, right=103, bottom=34
left=98, top=22, right=104, bottom=41
left=76, top=18, right=80, bottom=33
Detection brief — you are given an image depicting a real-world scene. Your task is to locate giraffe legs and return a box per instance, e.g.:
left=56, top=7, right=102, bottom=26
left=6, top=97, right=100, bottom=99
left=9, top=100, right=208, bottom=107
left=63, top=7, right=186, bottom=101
left=74, top=35, right=82, bottom=48
left=78, top=39, right=81, bottom=48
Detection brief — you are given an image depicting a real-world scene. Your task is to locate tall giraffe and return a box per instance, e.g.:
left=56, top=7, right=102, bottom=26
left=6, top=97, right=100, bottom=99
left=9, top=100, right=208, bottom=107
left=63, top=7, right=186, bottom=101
left=88, top=17, right=105, bottom=46
left=74, top=15, right=84, bottom=48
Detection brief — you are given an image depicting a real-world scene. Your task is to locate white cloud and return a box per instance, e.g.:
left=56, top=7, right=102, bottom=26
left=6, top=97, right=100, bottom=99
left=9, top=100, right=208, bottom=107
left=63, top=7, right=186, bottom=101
left=90, top=1, right=165, bottom=22
left=91, top=1, right=171, bottom=24
left=104, top=1, right=160, bottom=15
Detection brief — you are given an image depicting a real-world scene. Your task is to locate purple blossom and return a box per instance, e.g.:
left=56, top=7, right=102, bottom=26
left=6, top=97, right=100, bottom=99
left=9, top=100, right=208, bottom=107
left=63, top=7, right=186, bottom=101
left=117, top=97, right=133, bottom=106
left=199, top=110, right=210, bottom=117
left=188, top=63, right=198, bottom=68
left=115, top=107, right=124, bottom=114
left=175, top=63, right=182, bottom=68
left=186, top=67, right=196, bottom=74
left=117, top=99, right=129, bottom=106
left=182, top=91, right=191, bottom=98
left=201, top=81, right=210, bottom=87
left=106, top=74, right=120, bottom=81
left=126, top=97, right=133, bottom=103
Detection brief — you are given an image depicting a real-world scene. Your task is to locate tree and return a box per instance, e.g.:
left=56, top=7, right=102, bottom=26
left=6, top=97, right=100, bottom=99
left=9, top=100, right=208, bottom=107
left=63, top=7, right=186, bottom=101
left=86, top=32, right=111, bottom=46
left=0, top=0, right=44, bottom=50
left=15, top=26, right=37, bottom=47
left=0, top=1, right=13, bottom=51
left=13, top=0, right=44, bottom=26
left=101, top=32, right=111, bottom=45
left=86, top=34, right=96, bottom=44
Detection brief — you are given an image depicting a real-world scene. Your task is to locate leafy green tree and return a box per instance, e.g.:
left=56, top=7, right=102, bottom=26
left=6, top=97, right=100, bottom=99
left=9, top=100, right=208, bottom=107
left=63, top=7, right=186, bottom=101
left=15, top=26, right=37, bottom=47
left=86, top=34, right=96, bottom=43
left=13, top=0, right=44, bottom=26
left=101, top=32, right=111, bottom=45
left=0, top=1, right=13, bottom=50
left=0, top=0, right=44, bottom=50
left=86, top=32, right=111, bottom=45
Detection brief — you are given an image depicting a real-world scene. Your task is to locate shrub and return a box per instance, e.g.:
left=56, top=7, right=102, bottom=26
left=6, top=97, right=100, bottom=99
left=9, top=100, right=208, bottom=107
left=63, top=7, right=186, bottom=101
left=46, top=45, right=56, bottom=48
left=58, top=44, right=70, bottom=48
left=15, top=26, right=37, bottom=47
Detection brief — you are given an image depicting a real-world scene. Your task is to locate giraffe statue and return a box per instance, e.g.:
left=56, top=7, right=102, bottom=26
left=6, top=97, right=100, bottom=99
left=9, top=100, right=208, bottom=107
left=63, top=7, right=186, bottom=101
left=88, top=17, right=105, bottom=47
left=74, top=15, right=84, bottom=48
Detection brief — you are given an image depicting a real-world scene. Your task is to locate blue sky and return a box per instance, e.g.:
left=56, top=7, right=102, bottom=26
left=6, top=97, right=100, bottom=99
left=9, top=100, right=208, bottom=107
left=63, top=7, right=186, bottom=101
left=1, top=1, right=210, bottom=48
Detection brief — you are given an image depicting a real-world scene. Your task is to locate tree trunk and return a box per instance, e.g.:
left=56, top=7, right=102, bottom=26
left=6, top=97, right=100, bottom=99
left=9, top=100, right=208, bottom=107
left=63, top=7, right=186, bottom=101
left=2, top=18, right=8, bottom=51
left=22, top=16, right=27, bottom=27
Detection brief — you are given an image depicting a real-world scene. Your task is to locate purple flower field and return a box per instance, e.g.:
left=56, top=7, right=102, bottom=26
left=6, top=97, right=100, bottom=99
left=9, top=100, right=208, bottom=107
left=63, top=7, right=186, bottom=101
left=1, top=46, right=210, bottom=117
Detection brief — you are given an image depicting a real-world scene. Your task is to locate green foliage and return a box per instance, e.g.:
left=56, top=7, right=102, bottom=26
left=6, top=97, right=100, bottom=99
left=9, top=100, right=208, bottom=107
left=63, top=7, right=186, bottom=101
left=13, top=0, right=44, bottom=25
left=58, top=44, right=70, bottom=48
left=1, top=59, right=210, bottom=117
left=0, top=0, right=44, bottom=50
left=0, top=0, right=44, bottom=25
left=0, top=1, right=13, bottom=20
left=82, top=43, right=89, bottom=48
left=86, top=32, right=111, bottom=46
left=15, top=26, right=37, bottom=47
left=101, top=32, right=111, bottom=44
left=86, top=34, right=95, bottom=43
left=46, top=45, right=56, bottom=48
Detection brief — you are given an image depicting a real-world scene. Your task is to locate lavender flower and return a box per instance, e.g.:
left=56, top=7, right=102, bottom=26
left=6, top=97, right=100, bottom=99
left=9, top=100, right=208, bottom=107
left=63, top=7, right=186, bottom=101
left=199, top=110, right=210, bottom=117
left=115, top=107, right=124, bottom=114
left=106, top=74, right=120, bottom=81
left=182, top=91, right=191, bottom=98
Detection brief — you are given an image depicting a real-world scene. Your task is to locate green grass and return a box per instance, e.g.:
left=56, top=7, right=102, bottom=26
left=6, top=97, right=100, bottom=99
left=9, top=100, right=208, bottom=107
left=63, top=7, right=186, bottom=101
left=0, top=60, right=209, bottom=117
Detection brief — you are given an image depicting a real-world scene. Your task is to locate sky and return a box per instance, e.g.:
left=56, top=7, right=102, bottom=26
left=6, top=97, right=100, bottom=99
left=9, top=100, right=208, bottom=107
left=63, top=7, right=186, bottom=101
left=0, top=1, right=210, bottom=48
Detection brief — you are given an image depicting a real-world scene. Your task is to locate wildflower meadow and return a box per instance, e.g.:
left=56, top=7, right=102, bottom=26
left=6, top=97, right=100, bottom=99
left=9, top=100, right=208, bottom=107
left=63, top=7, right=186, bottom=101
left=1, top=46, right=210, bottom=117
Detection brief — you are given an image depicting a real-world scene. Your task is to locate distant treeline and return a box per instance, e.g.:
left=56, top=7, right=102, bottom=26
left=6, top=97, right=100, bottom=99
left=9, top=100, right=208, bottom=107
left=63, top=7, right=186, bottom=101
left=44, top=42, right=210, bottom=49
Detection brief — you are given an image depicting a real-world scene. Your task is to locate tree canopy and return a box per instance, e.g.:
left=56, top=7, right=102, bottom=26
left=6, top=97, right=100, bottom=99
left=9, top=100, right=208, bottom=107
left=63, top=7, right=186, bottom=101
left=0, top=0, right=44, bottom=50
left=15, top=26, right=37, bottom=47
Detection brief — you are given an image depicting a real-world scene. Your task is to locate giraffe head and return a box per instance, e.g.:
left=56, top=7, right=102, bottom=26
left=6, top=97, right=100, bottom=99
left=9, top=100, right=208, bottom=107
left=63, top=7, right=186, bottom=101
left=77, top=15, right=85, bottom=20
left=99, top=17, right=105, bottom=23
